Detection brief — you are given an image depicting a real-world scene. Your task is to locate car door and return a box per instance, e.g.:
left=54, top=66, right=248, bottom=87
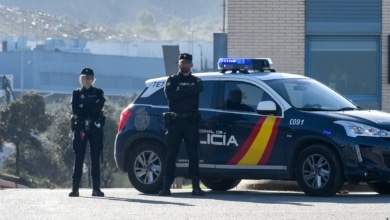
left=213, top=80, right=286, bottom=171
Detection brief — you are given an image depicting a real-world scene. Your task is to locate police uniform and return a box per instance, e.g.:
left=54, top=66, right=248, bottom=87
left=159, top=53, right=205, bottom=196
left=69, top=68, right=106, bottom=197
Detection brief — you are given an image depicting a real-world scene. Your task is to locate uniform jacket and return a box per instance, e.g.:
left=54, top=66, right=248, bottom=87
left=71, top=86, right=106, bottom=120
left=164, top=72, right=203, bottom=113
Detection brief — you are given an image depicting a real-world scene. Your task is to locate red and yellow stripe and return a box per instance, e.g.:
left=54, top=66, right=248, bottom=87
left=228, top=116, right=281, bottom=165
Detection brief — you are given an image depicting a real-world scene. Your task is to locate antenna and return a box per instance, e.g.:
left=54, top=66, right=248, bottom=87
left=222, top=0, right=226, bottom=33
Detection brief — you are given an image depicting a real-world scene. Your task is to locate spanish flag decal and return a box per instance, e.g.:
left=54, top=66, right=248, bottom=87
left=228, top=116, right=281, bottom=165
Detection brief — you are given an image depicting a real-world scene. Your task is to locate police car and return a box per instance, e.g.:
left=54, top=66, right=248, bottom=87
left=115, top=58, right=390, bottom=197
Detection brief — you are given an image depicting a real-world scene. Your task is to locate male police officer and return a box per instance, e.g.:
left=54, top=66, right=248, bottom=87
left=69, top=68, right=106, bottom=197
left=159, top=53, right=205, bottom=196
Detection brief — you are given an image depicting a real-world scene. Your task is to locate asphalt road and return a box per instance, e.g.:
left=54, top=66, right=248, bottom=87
left=1, top=187, right=390, bottom=220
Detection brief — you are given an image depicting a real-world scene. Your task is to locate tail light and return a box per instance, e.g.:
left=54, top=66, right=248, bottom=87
left=117, top=109, right=132, bottom=132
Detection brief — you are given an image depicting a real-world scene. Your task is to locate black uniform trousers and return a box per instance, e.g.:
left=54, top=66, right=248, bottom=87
left=72, top=126, right=103, bottom=183
left=164, top=118, right=200, bottom=178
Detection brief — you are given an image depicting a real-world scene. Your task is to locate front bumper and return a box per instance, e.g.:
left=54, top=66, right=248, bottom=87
left=342, top=136, right=390, bottom=182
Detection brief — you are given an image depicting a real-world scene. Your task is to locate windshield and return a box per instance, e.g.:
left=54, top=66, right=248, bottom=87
left=266, top=78, right=358, bottom=111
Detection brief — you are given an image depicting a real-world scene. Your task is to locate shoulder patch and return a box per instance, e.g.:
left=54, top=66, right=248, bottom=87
left=166, top=74, right=178, bottom=86
left=169, top=74, right=179, bottom=79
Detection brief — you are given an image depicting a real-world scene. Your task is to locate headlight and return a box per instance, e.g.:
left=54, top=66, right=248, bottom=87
left=334, top=120, right=390, bottom=137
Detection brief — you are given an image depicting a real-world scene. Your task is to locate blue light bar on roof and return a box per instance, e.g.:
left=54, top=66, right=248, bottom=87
left=218, top=58, right=252, bottom=70
left=217, top=58, right=273, bottom=72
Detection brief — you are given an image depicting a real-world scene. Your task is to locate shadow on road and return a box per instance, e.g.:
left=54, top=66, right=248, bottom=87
left=187, top=190, right=390, bottom=205
left=137, top=189, right=390, bottom=206
left=81, top=194, right=194, bottom=206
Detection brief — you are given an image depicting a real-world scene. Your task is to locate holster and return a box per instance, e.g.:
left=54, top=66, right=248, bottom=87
left=162, top=112, right=173, bottom=128
left=71, top=115, right=84, bottom=131
left=194, top=111, right=201, bottom=124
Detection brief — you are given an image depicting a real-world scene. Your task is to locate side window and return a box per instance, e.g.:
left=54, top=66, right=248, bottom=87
left=199, top=81, right=215, bottom=109
left=135, top=87, right=167, bottom=106
left=220, top=81, right=281, bottom=115
left=222, top=82, right=264, bottom=112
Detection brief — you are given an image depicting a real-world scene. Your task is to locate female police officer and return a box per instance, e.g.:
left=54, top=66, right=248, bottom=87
left=69, top=68, right=106, bottom=197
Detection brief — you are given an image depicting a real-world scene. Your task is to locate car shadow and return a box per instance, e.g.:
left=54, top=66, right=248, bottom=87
left=80, top=188, right=390, bottom=206
left=193, top=190, right=390, bottom=206
left=142, top=189, right=390, bottom=206
left=82, top=194, right=194, bottom=206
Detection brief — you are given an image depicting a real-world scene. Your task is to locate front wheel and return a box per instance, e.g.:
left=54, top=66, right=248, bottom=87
left=127, top=141, right=166, bottom=194
left=296, top=144, right=344, bottom=197
left=201, top=178, right=241, bottom=191
left=367, top=182, right=390, bottom=194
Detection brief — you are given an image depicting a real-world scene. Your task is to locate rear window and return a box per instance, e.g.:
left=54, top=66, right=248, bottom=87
left=134, top=80, right=217, bottom=108
left=134, top=87, right=167, bottom=106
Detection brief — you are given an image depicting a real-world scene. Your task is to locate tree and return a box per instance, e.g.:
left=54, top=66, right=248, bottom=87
left=137, top=10, right=155, bottom=26
left=161, top=23, right=187, bottom=41
left=96, top=105, right=118, bottom=187
left=133, top=10, right=160, bottom=40
left=0, top=92, right=52, bottom=176
left=44, top=102, right=75, bottom=186
left=0, top=93, right=136, bottom=188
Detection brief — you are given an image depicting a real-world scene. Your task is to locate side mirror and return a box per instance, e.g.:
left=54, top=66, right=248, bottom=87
left=256, top=101, right=277, bottom=115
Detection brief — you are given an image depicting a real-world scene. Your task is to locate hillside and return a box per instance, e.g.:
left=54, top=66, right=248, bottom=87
left=0, top=0, right=224, bottom=41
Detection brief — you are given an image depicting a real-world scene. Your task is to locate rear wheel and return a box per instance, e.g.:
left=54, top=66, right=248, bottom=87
left=127, top=141, right=166, bottom=194
left=367, top=182, right=390, bottom=194
left=296, top=144, right=344, bottom=197
left=201, top=178, right=241, bottom=191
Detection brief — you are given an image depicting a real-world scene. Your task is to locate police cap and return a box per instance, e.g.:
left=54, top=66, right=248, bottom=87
left=80, top=68, right=94, bottom=76
left=179, top=53, right=192, bottom=62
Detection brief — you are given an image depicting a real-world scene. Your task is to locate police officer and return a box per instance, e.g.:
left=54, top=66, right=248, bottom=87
left=69, top=68, right=106, bottom=197
left=159, top=53, right=205, bottom=196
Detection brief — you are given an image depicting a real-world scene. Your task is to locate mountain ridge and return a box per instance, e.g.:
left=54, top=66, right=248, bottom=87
left=0, top=0, right=222, bottom=27
left=0, top=1, right=223, bottom=41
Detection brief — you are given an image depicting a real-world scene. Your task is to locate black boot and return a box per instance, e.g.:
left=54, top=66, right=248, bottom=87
left=159, top=176, right=173, bottom=196
left=69, top=179, right=80, bottom=197
left=192, top=176, right=205, bottom=196
left=92, top=180, right=104, bottom=197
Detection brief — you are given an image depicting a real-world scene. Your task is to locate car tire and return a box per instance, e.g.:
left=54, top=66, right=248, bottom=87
left=295, top=144, right=344, bottom=197
left=201, top=178, right=241, bottom=191
left=367, top=182, right=390, bottom=194
left=127, top=141, right=166, bottom=194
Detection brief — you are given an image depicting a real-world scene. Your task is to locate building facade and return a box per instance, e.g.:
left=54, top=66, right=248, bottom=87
left=0, top=38, right=214, bottom=96
left=228, top=0, right=387, bottom=111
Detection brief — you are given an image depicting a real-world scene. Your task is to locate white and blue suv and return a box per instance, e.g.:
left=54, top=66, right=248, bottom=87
left=115, top=58, right=390, bottom=196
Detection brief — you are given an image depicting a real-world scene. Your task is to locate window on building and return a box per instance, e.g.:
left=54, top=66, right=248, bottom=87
left=307, top=37, right=380, bottom=109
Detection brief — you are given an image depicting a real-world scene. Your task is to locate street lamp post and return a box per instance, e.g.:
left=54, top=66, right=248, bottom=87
left=187, top=31, right=193, bottom=54
left=20, top=18, right=25, bottom=91
left=198, top=44, right=203, bottom=71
